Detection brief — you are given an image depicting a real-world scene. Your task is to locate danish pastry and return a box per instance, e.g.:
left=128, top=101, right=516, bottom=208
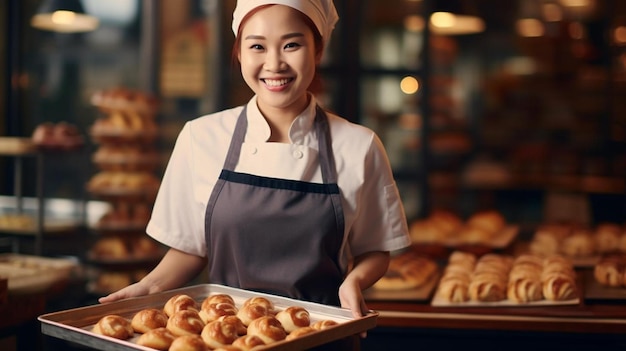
left=275, top=306, right=310, bottom=333
left=164, top=294, right=199, bottom=317
left=285, top=326, right=317, bottom=341
left=168, top=334, right=208, bottom=351
left=310, top=319, right=338, bottom=330
left=217, top=315, right=247, bottom=335
left=232, top=334, right=266, bottom=350
left=166, top=310, right=205, bottom=337
left=199, top=302, right=238, bottom=324
left=236, top=302, right=269, bottom=326
left=242, top=296, right=275, bottom=313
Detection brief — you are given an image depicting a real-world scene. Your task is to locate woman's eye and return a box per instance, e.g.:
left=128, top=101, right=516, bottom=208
left=249, top=44, right=264, bottom=50
left=284, top=42, right=301, bottom=50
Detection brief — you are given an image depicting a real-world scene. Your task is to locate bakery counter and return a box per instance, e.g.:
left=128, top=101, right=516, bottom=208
left=367, top=300, right=626, bottom=334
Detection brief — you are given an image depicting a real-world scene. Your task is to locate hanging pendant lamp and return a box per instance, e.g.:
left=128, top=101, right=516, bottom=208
left=31, top=0, right=99, bottom=33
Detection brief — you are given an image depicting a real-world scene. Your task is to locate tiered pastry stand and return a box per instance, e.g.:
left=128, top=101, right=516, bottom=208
left=85, top=89, right=164, bottom=295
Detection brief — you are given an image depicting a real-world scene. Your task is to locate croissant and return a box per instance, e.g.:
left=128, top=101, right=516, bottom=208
left=469, top=274, right=507, bottom=302
left=542, top=272, right=577, bottom=301
left=436, top=276, right=470, bottom=302
left=507, top=278, right=543, bottom=303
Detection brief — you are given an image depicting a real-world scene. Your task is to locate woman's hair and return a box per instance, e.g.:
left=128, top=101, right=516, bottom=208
left=231, top=5, right=325, bottom=94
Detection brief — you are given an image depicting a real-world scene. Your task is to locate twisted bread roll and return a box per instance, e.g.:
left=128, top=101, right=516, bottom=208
left=217, top=315, right=247, bottom=335
left=468, top=273, right=507, bottom=302
left=286, top=326, right=317, bottom=341
left=199, top=302, right=238, bottom=324
left=164, top=294, right=199, bottom=317
left=92, top=315, right=134, bottom=340
left=242, top=296, right=275, bottom=313
left=247, top=316, right=286, bottom=344
left=594, top=255, right=625, bottom=287
left=310, top=319, right=338, bottom=330
left=275, top=306, right=310, bottom=333
left=136, top=327, right=176, bottom=350
left=507, top=278, right=543, bottom=303
left=200, top=320, right=238, bottom=349
left=169, top=335, right=208, bottom=351
left=166, top=310, right=205, bottom=337
left=201, top=294, right=236, bottom=309
left=448, top=251, right=477, bottom=267
left=232, top=334, right=266, bottom=350
left=131, top=308, right=168, bottom=333
left=436, top=276, right=471, bottom=302
left=236, top=303, right=269, bottom=326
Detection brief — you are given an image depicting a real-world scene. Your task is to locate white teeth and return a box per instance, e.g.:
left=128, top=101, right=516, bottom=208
left=264, top=79, right=289, bottom=87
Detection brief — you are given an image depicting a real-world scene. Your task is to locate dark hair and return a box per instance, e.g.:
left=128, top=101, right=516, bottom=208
left=231, top=5, right=325, bottom=94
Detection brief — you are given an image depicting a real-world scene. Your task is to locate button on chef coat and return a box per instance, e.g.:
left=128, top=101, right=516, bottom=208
left=147, top=95, right=411, bottom=272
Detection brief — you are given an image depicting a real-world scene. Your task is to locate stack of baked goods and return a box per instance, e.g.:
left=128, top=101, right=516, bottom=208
left=372, top=250, right=438, bottom=290
left=409, top=209, right=515, bottom=251
left=593, top=253, right=626, bottom=288
left=529, top=222, right=626, bottom=259
left=86, top=87, right=163, bottom=294
left=31, top=121, right=85, bottom=150
left=434, top=251, right=578, bottom=304
left=91, top=293, right=341, bottom=350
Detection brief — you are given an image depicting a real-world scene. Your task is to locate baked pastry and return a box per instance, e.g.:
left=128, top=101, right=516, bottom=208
left=594, top=254, right=626, bottom=287
left=136, top=327, right=176, bottom=350
left=92, top=315, right=134, bottom=340
left=217, top=315, right=247, bottom=336
left=242, top=296, right=275, bottom=313
left=594, top=223, right=622, bottom=254
left=91, top=237, right=130, bottom=259
left=212, top=346, right=244, bottom=351
left=131, top=308, right=168, bottom=333
left=202, top=293, right=236, bottom=308
left=542, top=272, right=577, bottom=301
left=169, top=335, right=208, bottom=351
left=373, top=252, right=438, bottom=290
left=166, top=310, right=205, bottom=337
left=507, top=278, right=543, bottom=303
left=467, top=210, right=506, bottom=234
left=285, top=326, right=317, bottom=341
left=275, top=306, right=310, bottom=333
left=200, top=320, right=238, bottom=349
left=164, top=294, right=199, bottom=317
left=468, top=272, right=507, bottom=302
left=448, top=251, right=477, bottom=266
left=199, top=302, right=238, bottom=324
left=310, top=319, right=338, bottom=330
left=561, top=229, right=595, bottom=257
left=232, top=334, right=266, bottom=350
left=236, top=302, right=269, bottom=326
left=95, top=271, right=132, bottom=293
left=246, top=316, right=286, bottom=344
left=435, top=275, right=471, bottom=302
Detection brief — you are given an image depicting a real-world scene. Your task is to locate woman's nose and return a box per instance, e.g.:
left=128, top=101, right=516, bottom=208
left=264, top=50, right=286, bottom=71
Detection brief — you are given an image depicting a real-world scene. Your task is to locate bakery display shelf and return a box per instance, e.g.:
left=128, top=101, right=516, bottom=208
left=363, top=271, right=440, bottom=302
left=90, top=131, right=158, bottom=145
left=444, top=225, right=519, bottom=249
left=0, top=254, right=78, bottom=294
left=582, top=270, right=626, bottom=303
left=430, top=296, right=580, bottom=308
left=39, top=284, right=378, bottom=351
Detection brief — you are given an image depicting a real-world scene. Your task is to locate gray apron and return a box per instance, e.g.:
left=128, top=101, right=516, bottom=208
left=204, top=105, right=345, bottom=306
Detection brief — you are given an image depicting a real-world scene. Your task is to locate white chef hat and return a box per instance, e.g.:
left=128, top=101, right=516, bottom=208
left=232, top=0, right=339, bottom=44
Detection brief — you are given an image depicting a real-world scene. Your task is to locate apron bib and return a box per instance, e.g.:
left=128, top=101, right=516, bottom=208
left=204, top=105, right=345, bottom=306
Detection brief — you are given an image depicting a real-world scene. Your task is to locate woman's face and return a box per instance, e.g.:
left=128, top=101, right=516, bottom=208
left=238, top=5, right=319, bottom=117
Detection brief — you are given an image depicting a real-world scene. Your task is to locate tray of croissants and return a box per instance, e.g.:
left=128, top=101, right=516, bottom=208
left=431, top=251, right=580, bottom=307
left=39, top=284, right=377, bottom=351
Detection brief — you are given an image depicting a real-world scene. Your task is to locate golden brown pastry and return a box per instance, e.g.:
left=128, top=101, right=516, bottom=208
left=242, top=296, right=275, bottom=313
left=561, top=229, right=595, bottom=257
left=217, top=315, right=247, bottom=336
left=131, top=308, right=168, bottom=333
left=468, top=273, right=507, bottom=302
left=285, top=326, right=317, bottom=341
left=594, top=254, right=626, bottom=287
left=212, top=346, right=244, bottom=351
left=169, top=335, right=208, bottom=351
left=136, top=327, right=176, bottom=350
left=467, top=210, right=506, bottom=234
left=435, top=275, right=471, bottom=303
left=92, top=315, right=134, bottom=340
left=594, top=223, right=622, bottom=254
left=199, top=302, right=238, bottom=324
left=507, top=278, right=543, bottom=303
left=246, top=316, right=286, bottom=344
left=236, top=302, right=269, bottom=326
left=373, top=252, right=438, bottom=290
left=542, top=272, right=578, bottom=301
left=275, top=306, right=310, bottom=333
left=201, top=294, right=236, bottom=309
left=448, top=251, right=477, bottom=266
left=232, top=334, right=266, bottom=350
left=164, top=294, right=199, bottom=317
left=310, top=319, right=339, bottom=330
left=200, top=320, right=238, bottom=349
left=166, top=310, right=205, bottom=337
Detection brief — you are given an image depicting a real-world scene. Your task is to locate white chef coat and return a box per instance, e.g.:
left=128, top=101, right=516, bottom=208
left=147, top=95, right=411, bottom=272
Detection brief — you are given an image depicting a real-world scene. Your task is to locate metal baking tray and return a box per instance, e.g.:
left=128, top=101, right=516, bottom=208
left=39, top=284, right=378, bottom=351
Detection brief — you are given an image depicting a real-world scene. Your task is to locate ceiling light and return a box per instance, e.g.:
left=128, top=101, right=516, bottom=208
left=31, top=0, right=99, bottom=33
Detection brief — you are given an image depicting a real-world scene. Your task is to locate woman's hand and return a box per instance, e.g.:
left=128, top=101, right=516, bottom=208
left=339, top=250, right=390, bottom=337
left=97, top=248, right=207, bottom=304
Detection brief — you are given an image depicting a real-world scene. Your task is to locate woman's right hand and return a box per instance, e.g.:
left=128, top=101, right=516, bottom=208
left=98, top=281, right=153, bottom=304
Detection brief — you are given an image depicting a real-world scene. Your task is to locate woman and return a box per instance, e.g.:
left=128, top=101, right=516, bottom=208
left=100, top=0, right=410, bottom=326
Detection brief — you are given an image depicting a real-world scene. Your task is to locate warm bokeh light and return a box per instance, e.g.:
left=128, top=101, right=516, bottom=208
left=543, top=3, right=563, bottom=22
left=404, top=15, right=425, bottom=32
left=431, top=12, right=456, bottom=29
left=400, top=76, right=420, bottom=94
left=516, top=18, right=545, bottom=37
left=569, top=21, right=585, bottom=39
left=614, top=26, right=626, bottom=45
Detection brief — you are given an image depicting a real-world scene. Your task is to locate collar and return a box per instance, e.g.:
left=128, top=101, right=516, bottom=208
left=245, top=94, right=318, bottom=144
